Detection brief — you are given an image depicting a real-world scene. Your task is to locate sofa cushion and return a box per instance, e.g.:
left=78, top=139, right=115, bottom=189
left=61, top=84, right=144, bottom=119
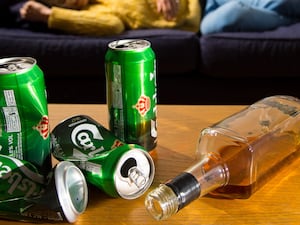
left=0, top=1, right=201, bottom=78
left=200, top=23, right=300, bottom=78
left=0, top=27, right=200, bottom=77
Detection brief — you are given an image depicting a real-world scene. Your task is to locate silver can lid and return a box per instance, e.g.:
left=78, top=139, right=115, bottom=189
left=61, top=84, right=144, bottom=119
left=54, top=161, right=88, bottom=223
left=0, top=57, right=36, bottom=74
left=114, top=147, right=155, bottom=199
left=108, top=39, right=150, bottom=51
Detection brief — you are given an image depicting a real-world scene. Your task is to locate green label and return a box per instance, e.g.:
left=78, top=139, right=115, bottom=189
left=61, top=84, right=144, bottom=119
left=51, top=115, right=123, bottom=161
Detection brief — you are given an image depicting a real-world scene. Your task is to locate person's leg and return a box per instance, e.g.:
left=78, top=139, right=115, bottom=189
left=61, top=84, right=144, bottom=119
left=201, top=0, right=293, bottom=34
left=203, top=0, right=232, bottom=15
left=260, top=0, right=300, bottom=18
left=237, top=0, right=300, bottom=18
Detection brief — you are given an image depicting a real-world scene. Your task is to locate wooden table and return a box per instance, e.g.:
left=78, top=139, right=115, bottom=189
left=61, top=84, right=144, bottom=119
left=1, top=104, right=300, bottom=225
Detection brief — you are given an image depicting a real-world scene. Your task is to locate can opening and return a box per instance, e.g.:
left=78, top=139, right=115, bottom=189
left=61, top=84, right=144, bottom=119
left=114, top=148, right=155, bottom=199
left=115, top=44, right=127, bottom=49
left=120, top=158, right=137, bottom=178
left=120, top=157, right=147, bottom=188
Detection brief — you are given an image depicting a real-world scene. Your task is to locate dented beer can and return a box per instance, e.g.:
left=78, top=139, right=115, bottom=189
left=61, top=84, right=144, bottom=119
left=0, top=155, right=88, bottom=223
left=105, top=39, right=158, bottom=151
left=51, top=115, right=155, bottom=199
left=0, top=57, right=51, bottom=175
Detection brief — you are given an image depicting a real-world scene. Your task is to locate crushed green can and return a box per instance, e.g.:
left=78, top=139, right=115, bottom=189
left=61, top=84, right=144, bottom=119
left=51, top=115, right=155, bottom=199
left=0, top=154, right=88, bottom=223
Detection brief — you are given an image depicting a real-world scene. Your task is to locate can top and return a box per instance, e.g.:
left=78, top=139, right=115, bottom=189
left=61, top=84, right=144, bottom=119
left=0, top=57, right=36, bottom=75
left=54, top=161, right=88, bottom=223
left=114, top=147, right=155, bottom=199
left=108, top=39, right=151, bottom=51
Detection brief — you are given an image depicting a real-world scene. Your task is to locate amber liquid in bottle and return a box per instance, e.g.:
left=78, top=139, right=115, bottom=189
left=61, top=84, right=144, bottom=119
left=145, top=95, right=300, bottom=220
left=208, top=131, right=300, bottom=199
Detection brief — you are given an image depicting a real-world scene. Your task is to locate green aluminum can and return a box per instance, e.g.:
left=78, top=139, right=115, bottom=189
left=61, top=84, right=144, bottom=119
left=105, top=39, right=158, bottom=152
left=0, top=57, right=51, bottom=175
left=0, top=155, right=88, bottom=223
left=51, top=115, right=155, bottom=199
left=76, top=144, right=155, bottom=199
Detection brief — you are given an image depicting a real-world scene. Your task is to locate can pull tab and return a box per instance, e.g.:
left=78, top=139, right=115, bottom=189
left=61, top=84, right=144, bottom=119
left=128, top=167, right=147, bottom=188
left=120, top=157, right=147, bottom=188
left=5, top=63, right=28, bottom=71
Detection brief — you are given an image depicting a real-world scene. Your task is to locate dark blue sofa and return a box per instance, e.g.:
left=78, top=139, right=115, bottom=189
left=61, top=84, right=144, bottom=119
left=1, top=1, right=300, bottom=104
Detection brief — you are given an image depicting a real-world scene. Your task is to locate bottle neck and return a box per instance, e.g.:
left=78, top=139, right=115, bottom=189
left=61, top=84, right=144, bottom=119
left=165, top=172, right=201, bottom=210
left=145, top=152, right=229, bottom=220
left=186, top=152, right=229, bottom=197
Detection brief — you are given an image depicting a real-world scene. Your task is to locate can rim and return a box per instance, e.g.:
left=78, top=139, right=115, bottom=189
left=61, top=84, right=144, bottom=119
left=54, top=161, right=88, bottom=223
left=0, top=57, right=36, bottom=75
left=108, top=39, right=151, bottom=51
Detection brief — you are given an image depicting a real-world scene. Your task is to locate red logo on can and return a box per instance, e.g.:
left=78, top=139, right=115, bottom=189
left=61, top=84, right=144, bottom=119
left=111, top=139, right=123, bottom=149
left=33, top=115, right=49, bottom=139
left=135, top=95, right=151, bottom=117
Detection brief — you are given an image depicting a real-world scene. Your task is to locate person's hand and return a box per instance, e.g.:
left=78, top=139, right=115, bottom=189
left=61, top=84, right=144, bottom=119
left=20, top=1, right=51, bottom=23
left=156, top=0, right=179, bottom=20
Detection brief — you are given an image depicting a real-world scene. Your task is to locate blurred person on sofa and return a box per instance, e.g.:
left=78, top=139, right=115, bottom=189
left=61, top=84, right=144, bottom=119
left=19, top=0, right=201, bottom=36
left=201, top=0, right=300, bottom=34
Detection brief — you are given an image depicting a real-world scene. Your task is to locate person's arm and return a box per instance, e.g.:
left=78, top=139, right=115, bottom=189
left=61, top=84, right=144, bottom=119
left=19, top=1, right=51, bottom=23
left=39, top=0, right=89, bottom=9
left=48, top=5, right=125, bottom=36
left=19, top=1, right=125, bottom=36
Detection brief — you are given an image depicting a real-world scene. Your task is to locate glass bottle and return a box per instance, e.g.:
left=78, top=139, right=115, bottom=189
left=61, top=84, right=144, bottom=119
left=145, top=95, right=300, bottom=220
